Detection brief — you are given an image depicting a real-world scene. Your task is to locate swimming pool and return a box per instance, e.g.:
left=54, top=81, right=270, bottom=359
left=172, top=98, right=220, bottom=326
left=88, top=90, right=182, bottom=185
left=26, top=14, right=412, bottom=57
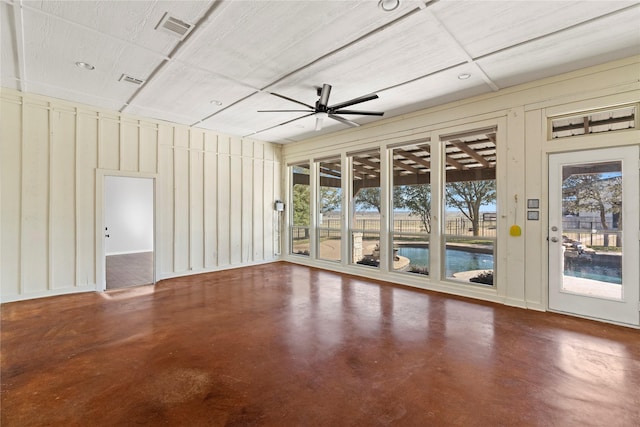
left=563, top=258, right=622, bottom=284
left=398, top=246, right=622, bottom=284
left=396, top=246, right=493, bottom=277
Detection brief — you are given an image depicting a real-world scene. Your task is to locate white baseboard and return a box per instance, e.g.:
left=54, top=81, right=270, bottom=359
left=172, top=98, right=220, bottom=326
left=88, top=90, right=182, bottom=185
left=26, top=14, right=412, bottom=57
left=1, top=284, right=98, bottom=303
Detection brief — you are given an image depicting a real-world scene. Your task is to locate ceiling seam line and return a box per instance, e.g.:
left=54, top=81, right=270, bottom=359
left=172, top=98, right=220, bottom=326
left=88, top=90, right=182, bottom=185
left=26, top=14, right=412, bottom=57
left=376, top=61, right=467, bottom=93
left=199, top=4, right=430, bottom=126
left=13, top=0, right=172, bottom=62
left=191, top=91, right=261, bottom=127
left=472, top=3, right=640, bottom=62
left=170, top=58, right=260, bottom=92
left=120, top=0, right=227, bottom=114
left=424, top=9, right=499, bottom=91
left=259, top=6, right=424, bottom=93
left=11, top=0, right=27, bottom=92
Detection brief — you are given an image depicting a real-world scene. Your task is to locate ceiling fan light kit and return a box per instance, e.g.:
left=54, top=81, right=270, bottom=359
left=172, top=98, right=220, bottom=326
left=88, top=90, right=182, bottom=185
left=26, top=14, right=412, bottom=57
left=259, top=83, right=384, bottom=131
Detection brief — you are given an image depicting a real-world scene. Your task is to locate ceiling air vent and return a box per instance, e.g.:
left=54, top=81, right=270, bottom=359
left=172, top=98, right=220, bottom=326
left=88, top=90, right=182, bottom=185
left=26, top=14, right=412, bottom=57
left=119, top=74, right=145, bottom=85
left=155, top=13, right=194, bottom=39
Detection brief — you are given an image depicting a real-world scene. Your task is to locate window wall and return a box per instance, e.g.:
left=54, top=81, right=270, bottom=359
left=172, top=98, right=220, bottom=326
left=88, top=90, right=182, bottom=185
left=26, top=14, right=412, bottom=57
left=390, top=141, right=431, bottom=275
left=286, top=127, right=499, bottom=287
left=290, top=163, right=310, bottom=256
left=350, top=150, right=381, bottom=268
left=316, top=157, right=342, bottom=262
left=442, top=129, right=497, bottom=285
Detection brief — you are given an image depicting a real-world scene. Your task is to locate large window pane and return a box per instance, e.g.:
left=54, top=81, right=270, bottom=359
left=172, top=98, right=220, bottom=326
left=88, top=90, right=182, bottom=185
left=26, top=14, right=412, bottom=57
left=443, top=130, right=497, bottom=285
left=317, top=158, right=342, bottom=262
left=561, top=161, right=622, bottom=298
left=391, top=141, right=431, bottom=275
left=290, top=163, right=310, bottom=256
left=350, top=150, right=381, bottom=268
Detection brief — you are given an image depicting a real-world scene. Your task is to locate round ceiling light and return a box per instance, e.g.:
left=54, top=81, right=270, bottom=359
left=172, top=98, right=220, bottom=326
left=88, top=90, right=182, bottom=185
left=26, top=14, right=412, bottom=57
left=378, top=0, right=400, bottom=12
left=75, top=61, right=95, bottom=71
left=458, top=73, right=472, bottom=80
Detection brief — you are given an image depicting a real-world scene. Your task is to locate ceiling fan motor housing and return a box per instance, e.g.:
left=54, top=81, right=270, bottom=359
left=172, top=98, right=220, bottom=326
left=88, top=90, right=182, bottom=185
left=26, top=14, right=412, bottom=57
left=258, top=83, right=383, bottom=131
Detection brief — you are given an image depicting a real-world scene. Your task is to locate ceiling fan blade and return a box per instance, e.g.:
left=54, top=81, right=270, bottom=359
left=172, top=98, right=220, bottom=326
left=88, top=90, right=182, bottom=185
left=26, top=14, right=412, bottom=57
left=329, top=93, right=379, bottom=110
left=318, top=84, right=332, bottom=108
left=329, top=114, right=360, bottom=128
left=269, top=92, right=314, bottom=109
left=332, top=109, right=384, bottom=116
left=254, top=113, right=316, bottom=134
left=258, top=109, right=314, bottom=113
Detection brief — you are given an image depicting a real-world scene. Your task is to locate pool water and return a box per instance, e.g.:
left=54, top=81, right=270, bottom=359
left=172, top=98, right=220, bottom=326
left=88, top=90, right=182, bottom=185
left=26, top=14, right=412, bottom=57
left=564, top=265, right=622, bottom=284
left=397, top=247, right=493, bottom=277
left=398, top=246, right=622, bottom=284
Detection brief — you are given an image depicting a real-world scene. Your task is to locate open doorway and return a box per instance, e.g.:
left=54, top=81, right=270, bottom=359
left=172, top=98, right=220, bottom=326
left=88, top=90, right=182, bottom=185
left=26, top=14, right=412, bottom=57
left=104, top=176, right=155, bottom=290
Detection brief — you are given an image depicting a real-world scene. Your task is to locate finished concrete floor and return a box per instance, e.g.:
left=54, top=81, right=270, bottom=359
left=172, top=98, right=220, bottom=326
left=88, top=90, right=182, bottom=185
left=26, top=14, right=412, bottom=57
left=2, top=262, right=639, bottom=426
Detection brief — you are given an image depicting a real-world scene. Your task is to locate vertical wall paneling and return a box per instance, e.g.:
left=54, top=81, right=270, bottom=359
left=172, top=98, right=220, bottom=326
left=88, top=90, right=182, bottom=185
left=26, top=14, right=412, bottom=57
left=21, top=101, right=50, bottom=293
left=99, top=113, right=120, bottom=170
left=242, top=140, right=254, bottom=262
left=524, top=109, right=545, bottom=309
left=76, top=111, right=98, bottom=286
left=121, top=120, right=139, bottom=172
left=140, top=125, right=158, bottom=174
left=217, top=138, right=231, bottom=266
left=189, top=130, right=205, bottom=270
left=159, top=125, right=175, bottom=274
left=138, top=122, right=142, bottom=172
left=48, top=106, right=53, bottom=290
left=73, top=107, right=82, bottom=286
left=263, top=159, right=275, bottom=257
left=229, top=137, right=242, bottom=264
left=173, top=127, right=190, bottom=272
left=1, top=89, right=282, bottom=301
left=253, top=156, right=264, bottom=261
left=0, top=96, right=22, bottom=296
left=203, top=134, right=218, bottom=268
left=274, top=152, right=282, bottom=257
left=50, top=107, right=77, bottom=289
left=504, top=109, right=526, bottom=305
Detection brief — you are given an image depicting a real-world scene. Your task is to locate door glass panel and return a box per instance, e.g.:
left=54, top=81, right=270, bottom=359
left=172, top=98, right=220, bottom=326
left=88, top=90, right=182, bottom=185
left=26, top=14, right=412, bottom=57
left=561, top=161, right=622, bottom=299
left=290, top=163, right=311, bottom=256
left=391, top=141, right=431, bottom=275
left=350, top=150, right=381, bottom=268
left=317, top=158, right=342, bottom=262
left=442, top=130, right=497, bottom=285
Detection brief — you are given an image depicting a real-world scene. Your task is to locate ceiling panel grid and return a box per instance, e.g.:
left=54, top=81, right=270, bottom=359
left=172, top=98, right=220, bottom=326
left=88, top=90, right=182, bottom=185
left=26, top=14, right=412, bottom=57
left=1, top=0, right=638, bottom=143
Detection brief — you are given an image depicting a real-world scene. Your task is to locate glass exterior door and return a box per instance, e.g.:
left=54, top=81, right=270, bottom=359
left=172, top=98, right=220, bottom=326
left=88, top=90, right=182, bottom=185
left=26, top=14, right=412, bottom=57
left=548, top=147, right=639, bottom=326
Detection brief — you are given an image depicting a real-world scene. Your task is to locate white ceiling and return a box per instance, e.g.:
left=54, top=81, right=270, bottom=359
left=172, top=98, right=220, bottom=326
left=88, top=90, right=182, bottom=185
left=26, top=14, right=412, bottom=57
left=2, top=0, right=639, bottom=144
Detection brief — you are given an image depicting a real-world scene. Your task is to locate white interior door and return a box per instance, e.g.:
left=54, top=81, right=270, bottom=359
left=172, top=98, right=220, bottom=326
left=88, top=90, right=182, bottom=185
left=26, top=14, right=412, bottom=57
left=548, top=146, right=639, bottom=326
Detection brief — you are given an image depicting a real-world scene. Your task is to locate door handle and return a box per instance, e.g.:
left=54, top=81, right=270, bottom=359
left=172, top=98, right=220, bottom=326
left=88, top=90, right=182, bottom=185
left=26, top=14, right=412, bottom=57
left=550, top=237, right=558, bottom=242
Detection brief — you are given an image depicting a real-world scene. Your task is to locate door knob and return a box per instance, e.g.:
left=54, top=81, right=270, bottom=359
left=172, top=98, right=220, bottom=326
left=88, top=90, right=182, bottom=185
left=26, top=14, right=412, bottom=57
left=551, top=226, right=558, bottom=231
left=550, top=237, right=558, bottom=242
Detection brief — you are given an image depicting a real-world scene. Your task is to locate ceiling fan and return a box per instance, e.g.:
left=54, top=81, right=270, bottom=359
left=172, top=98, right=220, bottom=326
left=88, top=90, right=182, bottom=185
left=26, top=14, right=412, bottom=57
left=259, top=84, right=384, bottom=131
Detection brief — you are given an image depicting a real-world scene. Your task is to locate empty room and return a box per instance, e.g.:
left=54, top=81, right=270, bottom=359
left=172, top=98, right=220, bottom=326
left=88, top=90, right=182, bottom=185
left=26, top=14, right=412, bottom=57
left=1, top=0, right=639, bottom=425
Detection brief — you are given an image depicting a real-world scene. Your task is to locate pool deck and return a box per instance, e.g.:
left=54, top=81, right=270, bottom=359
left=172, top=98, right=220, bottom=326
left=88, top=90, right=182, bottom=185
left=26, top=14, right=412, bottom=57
left=561, top=275, right=622, bottom=299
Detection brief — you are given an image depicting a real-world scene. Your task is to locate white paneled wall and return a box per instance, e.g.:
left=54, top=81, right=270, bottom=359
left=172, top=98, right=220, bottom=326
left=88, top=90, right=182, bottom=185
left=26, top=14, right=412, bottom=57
left=0, top=89, right=282, bottom=302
